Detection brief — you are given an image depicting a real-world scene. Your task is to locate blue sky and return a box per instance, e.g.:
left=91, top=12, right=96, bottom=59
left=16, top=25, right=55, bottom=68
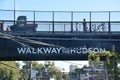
left=1, top=0, right=120, bottom=21
left=1, top=0, right=120, bottom=72
left=0, top=0, right=120, bottom=11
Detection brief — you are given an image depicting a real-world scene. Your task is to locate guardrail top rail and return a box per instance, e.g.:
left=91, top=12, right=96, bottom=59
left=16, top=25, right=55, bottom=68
left=0, top=9, right=120, bottom=33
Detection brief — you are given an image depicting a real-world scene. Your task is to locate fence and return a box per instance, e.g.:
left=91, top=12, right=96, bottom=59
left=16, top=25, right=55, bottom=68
left=0, top=10, right=120, bottom=32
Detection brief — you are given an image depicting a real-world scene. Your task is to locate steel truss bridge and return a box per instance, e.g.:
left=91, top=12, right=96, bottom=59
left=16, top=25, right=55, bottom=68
left=0, top=10, right=120, bottom=60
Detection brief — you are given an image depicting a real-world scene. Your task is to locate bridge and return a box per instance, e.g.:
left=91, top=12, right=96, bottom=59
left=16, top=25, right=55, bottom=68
left=0, top=10, right=120, bottom=60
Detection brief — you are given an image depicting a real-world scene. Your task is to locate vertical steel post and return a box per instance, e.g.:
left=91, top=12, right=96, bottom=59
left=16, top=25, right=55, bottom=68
left=108, top=12, right=111, bottom=33
left=89, top=12, right=92, bottom=32
left=52, top=11, right=54, bottom=33
left=71, top=12, right=73, bottom=32
left=34, top=11, right=35, bottom=23
left=33, top=11, right=36, bottom=32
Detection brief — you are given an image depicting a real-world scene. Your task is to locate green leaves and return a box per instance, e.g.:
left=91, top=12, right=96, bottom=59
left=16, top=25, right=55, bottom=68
left=88, top=49, right=120, bottom=80
left=22, top=61, right=62, bottom=80
left=0, top=61, right=20, bottom=80
left=88, top=51, right=117, bottom=66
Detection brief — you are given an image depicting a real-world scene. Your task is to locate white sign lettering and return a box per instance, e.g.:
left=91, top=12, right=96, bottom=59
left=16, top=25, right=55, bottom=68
left=17, top=47, right=106, bottom=54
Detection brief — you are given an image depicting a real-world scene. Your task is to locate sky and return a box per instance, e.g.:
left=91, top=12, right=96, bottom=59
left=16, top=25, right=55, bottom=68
left=1, top=0, right=120, bottom=72
left=0, top=0, right=120, bottom=11
left=1, top=0, right=120, bottom=21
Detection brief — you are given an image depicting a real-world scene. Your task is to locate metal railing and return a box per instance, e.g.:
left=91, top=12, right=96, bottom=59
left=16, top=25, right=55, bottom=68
left=0, top=9, right=120, bottom=33
left=1, top=9, right=120, bottom=21
left=1, top=20, right=120, bottom=33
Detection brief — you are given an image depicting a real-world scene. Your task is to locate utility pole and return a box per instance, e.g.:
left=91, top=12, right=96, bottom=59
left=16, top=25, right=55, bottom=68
left=28, top=61, right=32, bottom=80
left=105, top=65, right=108, bottom=80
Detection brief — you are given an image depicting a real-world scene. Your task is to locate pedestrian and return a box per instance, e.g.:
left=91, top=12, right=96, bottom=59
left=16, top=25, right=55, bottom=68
left=6, top=26, right=11, bottom=31
left=83, top=18, right=87, bottom=32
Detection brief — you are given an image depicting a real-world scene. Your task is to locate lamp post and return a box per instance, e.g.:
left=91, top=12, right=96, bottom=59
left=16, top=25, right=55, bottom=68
left=14, top=0, right=16, bottom=25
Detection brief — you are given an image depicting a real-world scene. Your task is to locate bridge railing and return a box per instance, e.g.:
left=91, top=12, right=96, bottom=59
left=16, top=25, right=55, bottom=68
left=1, top=10, right=120, bottom=21
left=36, top=21, right=109, bottom=32
left=36, top=21, right=113, bottom=32
left=0, top=10, right=120, bottom=33
left=0, top=20, right=120, bottom=33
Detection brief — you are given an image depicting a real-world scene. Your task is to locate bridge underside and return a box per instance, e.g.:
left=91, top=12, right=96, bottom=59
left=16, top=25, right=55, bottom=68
left=0, top=32, right=120, bottom=60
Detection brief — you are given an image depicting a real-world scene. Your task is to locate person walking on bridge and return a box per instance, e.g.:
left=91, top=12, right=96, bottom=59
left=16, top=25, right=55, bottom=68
left=83, top=18, right=87, bottom=32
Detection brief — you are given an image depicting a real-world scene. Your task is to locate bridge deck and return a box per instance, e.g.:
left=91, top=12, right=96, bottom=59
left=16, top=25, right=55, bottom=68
left=3, top=31, right=120, bottom=40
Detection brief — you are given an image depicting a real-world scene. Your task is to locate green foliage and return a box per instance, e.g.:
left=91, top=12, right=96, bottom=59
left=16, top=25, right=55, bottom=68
left=55, top=74, right=62, bottom=80
left=88, top=50, right=120, bottom=80
left=0, top=61, right=20, bottom=80
left=22, top=61, right=44, bottom=80
left=74, top=68, right=81, bottom=74
left=88, top=51, right=115, bottom=66
left=32, top=61, right=44, bottom=70
left=22, top=61, right=63, bottom=80
left=20, top=69, right=28, bottom=80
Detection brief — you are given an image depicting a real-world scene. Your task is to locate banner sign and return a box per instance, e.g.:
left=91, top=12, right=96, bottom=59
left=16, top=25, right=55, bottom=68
left=0, top=37, right=119, bottom=60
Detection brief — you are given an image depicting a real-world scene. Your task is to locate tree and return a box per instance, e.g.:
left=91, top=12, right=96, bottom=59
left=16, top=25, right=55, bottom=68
left=32, top=61, right=44, bottom=79
left=74, top=68, right=81, bottom=80
left=22, top=61, right=31, bottom=80
left=0, top=61, right=20, bottom=80
left=22, top=61, right=63, bottom=80
left=22, top=61, right=44, bottom=80
left=55, top=73, right=62, bottom=80
left=88, top=50, right=119, bottom=80
left=88, top=51, right=114, bottom=66
left=48, top=62, right=61, bottom=74
left=43, top=61, right=64, bottom=80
